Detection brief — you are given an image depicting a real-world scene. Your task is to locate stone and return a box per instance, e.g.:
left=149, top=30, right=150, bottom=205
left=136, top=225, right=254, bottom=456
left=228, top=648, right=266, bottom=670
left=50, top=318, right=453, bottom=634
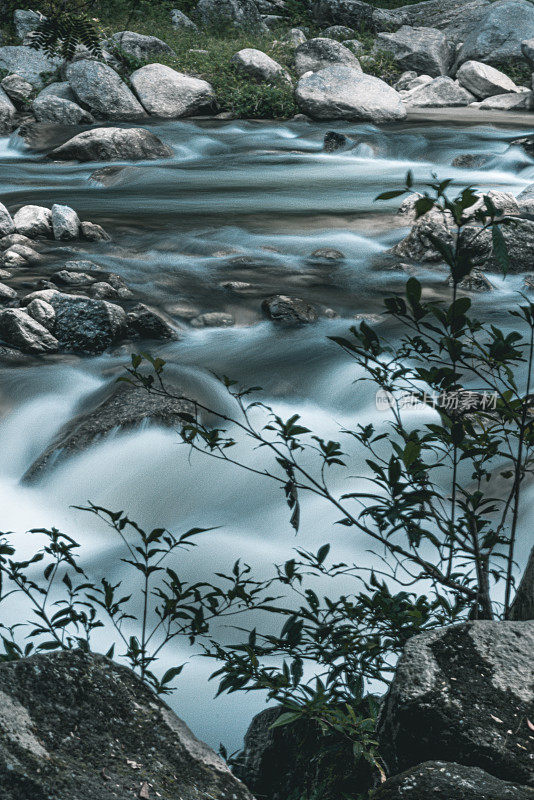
left=321, top=24, right=355, bottom=39
left=89, top=281, right=117, bottom=299
left=456, top=0, right=534, bottom=67
left=392, top=206, right=455, bottom=261
left=521, top=38, right=534, bottom=68
left=130, top=64, right=215, bottom=118
left=26, top=298, right=56, bottom=330
left=403, top=76, right=475, bottom=107
left=477, top=92, right=532, bottom=110
left=517, top=184, right=534, bottom=214
left=0, top=203, right=15, bottom=237
left=46, top=293, right=127, bottom=354
left=308, top=246, right=345, bottom=262
left=377, top=621, right=534, bottom=785
left=375, top=26, right=453, bottom=77
left=457, top=60, right=518, bottom=98
left=281, top=28, right=307, bottom=46
left=394, top=70, right=418, bottom=90
left=13, top=8, right=45, bottom=40
left=196, top=0, right=268, bottom=33
left=127, top=302, right=176, bottom=339
left=80, top=221, right=110, bottom=241
left=371, top=761, right=534, bottom=800
left=36, top=81, right=77, bottom=102
left=262, top=294, right=318, bottom=324
left=0, top=308, right=58, bottom=353
left=0, top=86, right=16, bottom=133
left=0, top=282, right=16, bottom=302
left=295, top=66, right=407, bottom=122
left=33, top=94, right=94, bottom=125
left=0, top=233, right=34, bottom=249
left=313, top=0, right=377, bottom=31
left=450, top=268, right=494, bottom=292
left=323, top=130, right=351, bottom=151
left=0, top=73, right=33, bottom=105
left=510, top=136, right=534, bottom=156
left=48, top=127, right=173, bottom=162
left=107, top=31, right=175, bottom=61
left=0, top=46, right=61, bottom=88
left=343, top=38, right=363, bottom=53
left=231, top=48, right=291, bottom=82
left=66, top=59, right=146, bottom=120
left=52, top=270, right=94, bottom=285
left=0, top=650, right=254, bottom=800
left=190, top=311, right=235, bottom=327
left=13, top=205, right=52, bottom=238
left=452, top=153, right=489, bottom=168
left=294, top=37, right=361, bottom=76
left=3, top=243, right=41, bottom=265
left=51, top=204, right=80, bottom=240
left=171, top=9, right=199, bottom=30
left=461, top=218, right=534, bottom=273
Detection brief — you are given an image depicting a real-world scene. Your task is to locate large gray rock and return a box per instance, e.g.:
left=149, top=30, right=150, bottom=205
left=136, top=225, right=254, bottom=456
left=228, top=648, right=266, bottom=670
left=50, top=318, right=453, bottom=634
left=33, top=94, right=94, bottom=125
left=107, top=30, right=176, bottom=60
left=0, top=308, right=58, bottom=353
left=294, top=37, right=361, bottom=76
left=295, top=66, right=407, bottom=122
left=130, top=63, right=215, bottom=118
left=196, top=0, right=268, bottom=33
left=313, top=0, right=378, bottom=31
left=521, top=38, right=534, bottom=69
left=456, top=0, right=534, bottom=67
left=48, top=292, right=127, bottom=353
left=13, top=8, right=45, bottom=40
left=13, top=205, right=52, bottom=238
left=171, top=8, right=199, bottom=29
left=0, top=86, right=16, bottom=133
left=0, top=650, right=253, bottom=800
left=403, top=76, right=475, bottom=107
left=374, top=26, right=453, bottom=77
left=457, top=60, right=518, bottom=98
left=232, top=48, right=291, bottom=82
left=48, top=127, right=173, bottom=162
left=127, top=303, right=177, bottom=339
left=1, top=73, right=33, bottom=104
left=281, top=28, right=307, bottom=46
left=377, top=621, right=534, bottom=786
left=26, top=298, right=56, bottom=331
left=51, top=204, right=80, bottom=240
left=372, top=762, right=534, bottom=800
left=0, top=46, right=61, bottom=87
left=66, top=59, right=146, bottom=120
left=0, top=203, right=15, bottom=237
left=478, top=92, right=533, bottom=110
left=36, top=81, right=77, bottom=102
left=461, top=218, right=534, bottom=273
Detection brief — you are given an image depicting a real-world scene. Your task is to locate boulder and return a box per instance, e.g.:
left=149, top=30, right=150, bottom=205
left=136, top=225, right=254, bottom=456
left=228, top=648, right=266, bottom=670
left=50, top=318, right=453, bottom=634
left=130, top=64, right=215, bottom=118
left=196, top=0, right=268, bottom=33
left=232, top=48, right=291, bottom=82
left=36, top=81, right=77, bottom=102
left=0, top=86, right=16, bottom=133
left=171, top=9, right=199, bottom=29
left=190, top=311, right=235, bottom=327
left=323, top=130, right=351, bottom=151
left=48, top=293, right=127, bottom=354
left=517, top=184, right=534, bottom=214
left=127, top=302, right=177, bottom=339
left=33, top=94, right=94, bottom=125
left=0, top=650, right=253, bottom=800
left=0, top=73, right=33, bottom=105
left=371, top=762, right=534, bottom=800
left=66, top=59, right=147, bottom=120
left=107, top=31, right=175, bottom=61
left=321, top=24, right=355, bottom=39
left=522, top=38, right=534, bottom=68
left=26, top=298, right=56, bottom=330
left=0, top=282, right=17, bottom=302
left=477, top=92, right=532, bottom=110
left=3, top=243, right=42, bottom=265
left=392, top=206, right=455, bottom=261
left=0, top=203, right=15, bottom=237
left=80, top=221, right=110, bottom=240
left=377, top=621, right=534, bottom=786
left=281, top=28, right=307, bottom=46
left=461, top=219, right=534, bottom=273
left=294, top=37, right=361, bottom=76
left=0, top=46, right=61, bottom=87
left=13, top=205, right=52, bottom=238
left=0, top=233, right=35, bottom=250
left=13, top=8, right=45, bottom=40
left=262, top=294, right=318, bottom=324
left=456, top=60, right=518, bottom=98
left=455, top=0, right=534, bottom=67
left=312, top=0, right=377, bottom=31
left=48, top=127, right=173, bottom=162
left=24, top=381, right=195, bottom=480
left=51, top=204, right=80, bottom=240
left=0, top=308, right=58, bottom=353
left=295, top=66, right=407, bottom=122
left=403, top=76, right=475, bottom=107
left=375, top=26, right=453, bottom=77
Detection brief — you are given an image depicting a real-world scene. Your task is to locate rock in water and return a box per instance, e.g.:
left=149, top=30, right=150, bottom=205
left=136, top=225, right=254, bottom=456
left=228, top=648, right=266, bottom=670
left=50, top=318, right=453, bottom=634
left=130, top=64, right=215, bottom=118
left=262, top=295, right=318, bottom=324
left=455, top=0, right=534, bottom=66
left=127, top=303, right=177, bottom=339
left=377, top=621, right=534, bottom=786
left=456, top=60, right=518, bottom=98
left=13, top=205, right=52, bottom=238
left=374, top=26, right=453, bottom=77
left=0, top=308, right=58, bottom=353
left=372, top=762, right=534, bottom=799
left=294, top=37, right=362, bottom=75
left=51, top=204, right=80, bottom=240
left=0, top=202, right=14, bottom=237
left=48, top=127, right=173, bottom=162
left=48, top=293, right=127, bottom=354
left=66, top=59, right=147, bottom=120
left=0, top=650, right=254, bottom=800
left=295, top=66, right=406, bottom=122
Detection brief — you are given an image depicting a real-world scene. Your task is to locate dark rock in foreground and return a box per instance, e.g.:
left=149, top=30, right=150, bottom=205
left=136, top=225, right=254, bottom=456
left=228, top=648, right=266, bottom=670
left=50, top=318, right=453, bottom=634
left=262, top=295, right=319, bottom=324
left=0, top=649, right=253, bottom=800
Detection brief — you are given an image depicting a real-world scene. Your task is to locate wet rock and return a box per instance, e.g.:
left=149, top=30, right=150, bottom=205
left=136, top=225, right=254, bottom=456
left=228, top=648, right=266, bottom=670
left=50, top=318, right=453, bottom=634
left=377, top=621, right=534, bottom=785
left=0, top=203, right=15, bottom=237
left=457, top=60, right=518, bottom=98
left=281, top=28, right=307, bottom=46
left=0, top=282, right=17, bottom=302
left=89, top=281, right=118, bottom=299
left=0, top=46, right=61, bottom=87
left=323, top=130, right=351, bottom=151
left=49, top=127, right=173, bottom=162
left=294, top=37, right=361, bottom=76
left=196, top=0, right=268, bottom=33
left=13, top=8, right=45, bottom=40
left=33, top=94, right=94, bottom=125
left=517, top=184, right=534, bottom=215
left=521, top=38, right=534, bottom=68
left=477, top=92, right=533, bottom=110
left=461, top=219, right=534, bottom=273
left=262, top=294, right=318, bottom=324
left=51, top=203, right=80, bottom=240
left=3, top=243, right=42, bottom=266
left=510, top=136, right=534, bottom=156
left=320, top=24, right=355, bottom=39
left=1, top=73, right=33, bottom=105
left=26, top=297, right=56, bottom=330
left=190, top=311, right=235, bottom=327
left=80, top=221, right=110, bottom=241
left=308, top=246, right=345, bottom=262
left=393, top=206, right=454, bottom=262
left=44, top=292, right=127, bottom=354
left=0, top=86, right=16, bottom=134
left=0, top=649, right=254, bottom=800
left=232, top=48, right=291, bottom=82
left=171, top=8, right=199, bottom=30
left=371, top=761, right=534, bottom=800
left=168, top=302, right=201, bottom=319
left=66, top=59, right=147, bottom=120
left=64, top=258, right=103, bottom=272
left=52, top=269, right=94, bottom=285
left=449, top=269, right=493, bottom=292
left=128, top=302, right=177, bottom=339
left=374, top=26, right=453, bottom=77
left=452, top=153, right=489, bottom=168
left=296, top=66, right=406, bottom=121
left=130, top=64, right=215, bottom=118
left=13, top=205, right=52, bottom=238
left=455, top=0, right=534, bottom=67
left=0, top=233, right=34, bottom=249
left=403, top=76, right=475, bottom=107
left=0, top=307, right=58, bottom=353
left=107, top=30, right=176, bottom=60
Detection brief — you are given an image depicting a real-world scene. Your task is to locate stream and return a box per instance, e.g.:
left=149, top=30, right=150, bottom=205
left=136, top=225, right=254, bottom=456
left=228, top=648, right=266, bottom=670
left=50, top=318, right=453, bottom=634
left=1, top=113, right=533, bottom=751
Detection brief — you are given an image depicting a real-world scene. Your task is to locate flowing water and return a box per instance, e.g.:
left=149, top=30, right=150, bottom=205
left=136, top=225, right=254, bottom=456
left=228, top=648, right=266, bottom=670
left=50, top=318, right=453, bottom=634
left=1, top=114, right=534, bottom=751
